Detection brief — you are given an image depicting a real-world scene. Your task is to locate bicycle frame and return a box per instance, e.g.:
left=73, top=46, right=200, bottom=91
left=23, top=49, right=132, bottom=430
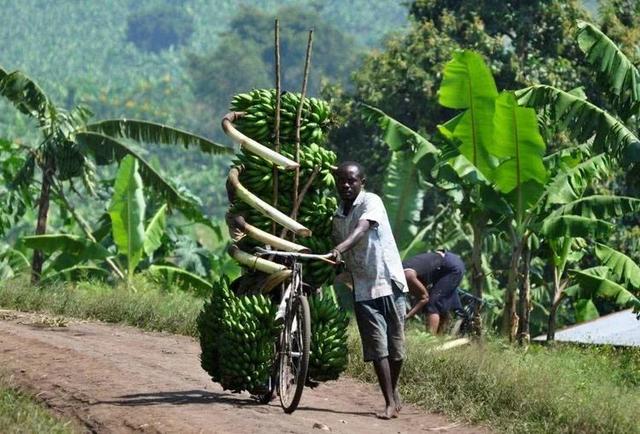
left=255, top=247, right=333, bottom=412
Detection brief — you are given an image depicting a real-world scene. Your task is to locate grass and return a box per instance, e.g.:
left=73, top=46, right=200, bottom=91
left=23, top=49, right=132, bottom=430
left=0, top=275, right=204, bottom=336
left=348, top=328, right=640, bottom=434
left=2, top=276, right=639, bottom=433
left=0, top=374, right=73, bottom=434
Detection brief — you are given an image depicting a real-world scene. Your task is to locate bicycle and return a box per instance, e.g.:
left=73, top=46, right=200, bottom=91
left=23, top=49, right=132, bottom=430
left=448, top=289, right=487, bottom=337
left=254, top=247, right=335, bottom=413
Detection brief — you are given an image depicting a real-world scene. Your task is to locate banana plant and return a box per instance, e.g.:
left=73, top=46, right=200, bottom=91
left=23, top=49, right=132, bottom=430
left=0, top=66, right=232, bottom=283
left=517, top=20, right=640, bottom=166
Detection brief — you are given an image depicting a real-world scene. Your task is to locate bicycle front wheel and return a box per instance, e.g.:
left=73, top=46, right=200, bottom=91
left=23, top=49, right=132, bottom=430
left=278, top=294, right=311, bottom=413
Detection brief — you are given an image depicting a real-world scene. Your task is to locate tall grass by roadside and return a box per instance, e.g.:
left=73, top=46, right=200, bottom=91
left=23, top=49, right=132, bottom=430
left=0, top=374, right=73, bottom=434
left=348, top=329, right=640, bottom=434
left=0, top=276, right=203, bottom=336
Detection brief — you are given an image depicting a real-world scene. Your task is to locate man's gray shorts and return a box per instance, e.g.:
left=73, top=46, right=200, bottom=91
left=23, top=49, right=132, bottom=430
left=354, top=285, right=406, bottom=362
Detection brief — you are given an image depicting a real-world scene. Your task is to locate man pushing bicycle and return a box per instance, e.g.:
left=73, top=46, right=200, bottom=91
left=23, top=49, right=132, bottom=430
left=329, top=161, right=408, bottom=420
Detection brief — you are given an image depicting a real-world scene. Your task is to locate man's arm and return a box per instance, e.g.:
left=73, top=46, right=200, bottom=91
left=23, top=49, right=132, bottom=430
left=405, top=269, right=429, bottom=320
left=332, top=219, right=371, bottom=257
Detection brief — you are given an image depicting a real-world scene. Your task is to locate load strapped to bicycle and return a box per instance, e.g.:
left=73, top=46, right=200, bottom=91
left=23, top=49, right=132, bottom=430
left=196, top=23, right=349, bottom=414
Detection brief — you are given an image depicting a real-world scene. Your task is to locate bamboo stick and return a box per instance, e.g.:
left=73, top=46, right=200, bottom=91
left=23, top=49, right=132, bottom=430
left=272, top=19, right=281, bottom=234
left=291, top=30, right=313, bottom=224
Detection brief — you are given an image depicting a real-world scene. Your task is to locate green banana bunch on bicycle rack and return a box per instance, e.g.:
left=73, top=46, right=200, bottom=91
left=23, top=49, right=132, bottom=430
left=198, top=88, right=349, bottom=394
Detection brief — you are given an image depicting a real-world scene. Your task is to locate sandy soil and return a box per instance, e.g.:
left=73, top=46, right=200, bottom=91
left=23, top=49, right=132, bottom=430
left=0, top=310, right=488, bottom=433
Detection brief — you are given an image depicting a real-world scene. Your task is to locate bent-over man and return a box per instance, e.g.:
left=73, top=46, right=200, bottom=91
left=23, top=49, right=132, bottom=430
left=403, top=250, right=464, bottom=334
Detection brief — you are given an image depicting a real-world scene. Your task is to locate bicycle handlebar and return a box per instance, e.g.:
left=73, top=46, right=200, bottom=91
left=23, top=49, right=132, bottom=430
left=254, top=247, right=337, bottom=265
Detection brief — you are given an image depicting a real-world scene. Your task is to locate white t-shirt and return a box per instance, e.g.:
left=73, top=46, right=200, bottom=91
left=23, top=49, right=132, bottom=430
left=332, top=191, right=408, bottom=302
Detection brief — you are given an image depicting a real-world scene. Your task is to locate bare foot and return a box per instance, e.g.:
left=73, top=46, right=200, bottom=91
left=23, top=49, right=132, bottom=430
left=376, top=404, right=398, bottom=420
left=394, top=389, right=402, bottom=413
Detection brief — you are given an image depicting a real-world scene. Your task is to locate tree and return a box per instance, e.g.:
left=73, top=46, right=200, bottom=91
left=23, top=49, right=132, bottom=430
left=126, top=4, right=195, bottom=53
left=326, top=0, right=590, bottom=190
left=0, top=67, right=231, bottom=282
left=186, top=4, right=360, bottom=139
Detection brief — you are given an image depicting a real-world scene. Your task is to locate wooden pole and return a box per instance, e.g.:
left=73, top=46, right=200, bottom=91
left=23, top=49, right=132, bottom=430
left=272, top=19, right=281, bottom=235
left=291, top=30, right=313, bottom=238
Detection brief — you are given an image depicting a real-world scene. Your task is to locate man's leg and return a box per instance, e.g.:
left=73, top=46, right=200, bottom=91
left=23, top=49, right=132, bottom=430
left=372, top=357, right=397, bottom=419
left=427, top=313, right=440, bottom=334
left=390, top=359, right=403, bottom=412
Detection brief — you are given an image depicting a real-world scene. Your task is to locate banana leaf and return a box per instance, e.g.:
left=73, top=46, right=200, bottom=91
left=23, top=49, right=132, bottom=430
left=86, top=119, right=232, bottom=155
left=517, top=84, right=640, bottom=163
left=21, top=234, right=111, bottom=260
left=382, top=149, right=424, bottom=249
left=569, top=267, right=640, bottom=312
left=41, top=265, right=109, bottom=284
left=492, top=92, right=547, bottom=213
left=574, top=298, right=600, bottom=323
left=148, top=265, right=213, bottom=294
left=545, top=153, right=610, bottom=205
left=551, top=195, right=640, bottom=219
left=577, top=20, right=640, bottom=119
left=109, top=156, right=145, bottom=281
left=595, top=243, right=640, bottom=289
left=438, top=50, right=498, bottom=177
left=540, top=215, right=613, bottom=238
left=0, top=68, right=52, bottom=124
left=143, top=204, right=167, bottom=258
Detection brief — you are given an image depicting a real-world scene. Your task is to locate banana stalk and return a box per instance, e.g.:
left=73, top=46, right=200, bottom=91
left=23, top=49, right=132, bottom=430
left=227, top=214, right=310, bottom=253
left=222, top=112, right=298, bottom=170
left=227, top=167, right=311, bottom=237
left=228, top=244, right=288, bottom=274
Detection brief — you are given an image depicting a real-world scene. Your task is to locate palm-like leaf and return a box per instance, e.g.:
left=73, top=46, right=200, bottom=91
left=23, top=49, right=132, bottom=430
left=516, top=85, right=640, bottom=163
left=545, top=153, right=610, bottom=205
left=143, top=204, right=167, bottom=258
left=551, top=195, right=640, bottom=219
left=382, top=150, right=424, bottom=249
left=492, top=92, right=547, bottom=215
left=109, top=156, right=145, bottom=281
left=540, top=215, right=613, bottom=238
left=86, top=119, right=232, bottom=155
left=0, top=68, right=52, bottom=125
left=149, top=264, right=213, bottom=294
left=21, top=234, right=111, bottom=260
left=437, top=50, right=498, bottom=177
left=595, top=243, right=640, bottom=288
left=75, top=131, right=190, bottom=207
left=361, top=104, right=439, bottom=162
left=569, top=267, right=640, bottom=312
left=576, top=20, right=640, bottom=119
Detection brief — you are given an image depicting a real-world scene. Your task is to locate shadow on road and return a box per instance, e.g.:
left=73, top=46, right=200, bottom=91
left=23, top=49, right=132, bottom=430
left=98, top=389, right=263, bottom=408
left=98, top=389, right=375, bottom=417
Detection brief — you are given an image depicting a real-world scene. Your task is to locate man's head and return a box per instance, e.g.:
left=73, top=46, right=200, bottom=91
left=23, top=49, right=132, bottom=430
left=335, top=161, right=366, bottom=202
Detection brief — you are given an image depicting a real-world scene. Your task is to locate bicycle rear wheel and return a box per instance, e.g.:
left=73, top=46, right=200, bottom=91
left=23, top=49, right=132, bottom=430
left=278, top=294, right=311, bottom=413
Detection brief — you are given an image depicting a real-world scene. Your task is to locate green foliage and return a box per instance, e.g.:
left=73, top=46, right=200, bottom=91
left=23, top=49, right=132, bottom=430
left=126, top=4, right=195, bottom=53
left=348, top=333, right=640, bottom=433
left=328, top=0, right=590, bottom=181
left=148, top=264, right=213, bottom=295
left=577, top=20, right=640, bottom=119
left=109, top=156, right=146, bottom=282
left=0, top=275, right=204, bottom=336
left=0, top=375, right=73, bottom=434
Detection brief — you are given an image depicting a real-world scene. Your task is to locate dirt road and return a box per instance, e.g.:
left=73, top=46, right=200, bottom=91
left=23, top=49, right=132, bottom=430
left=0, top=310, right=486, bottom=433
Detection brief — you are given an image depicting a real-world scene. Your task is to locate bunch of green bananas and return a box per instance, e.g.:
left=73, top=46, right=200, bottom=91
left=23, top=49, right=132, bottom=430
left=308, top=294, right=349, bottom=382
left=198, top=278, right=280, bottom=393
left=231, top=89, right=331, bottom=145
left=53, top=140, right=85, bottom=181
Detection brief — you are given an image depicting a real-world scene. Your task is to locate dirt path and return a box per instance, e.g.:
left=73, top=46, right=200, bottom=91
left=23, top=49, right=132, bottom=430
left=0, top=310, right=487, bottom=433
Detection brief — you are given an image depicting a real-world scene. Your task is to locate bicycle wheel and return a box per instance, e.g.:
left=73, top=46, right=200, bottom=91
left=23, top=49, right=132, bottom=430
left=278, top=294, right=311, bottom=413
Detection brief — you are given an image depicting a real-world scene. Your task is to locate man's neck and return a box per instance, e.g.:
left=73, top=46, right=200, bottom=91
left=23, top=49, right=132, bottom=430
left=343, top=199, right=355, bottom=215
